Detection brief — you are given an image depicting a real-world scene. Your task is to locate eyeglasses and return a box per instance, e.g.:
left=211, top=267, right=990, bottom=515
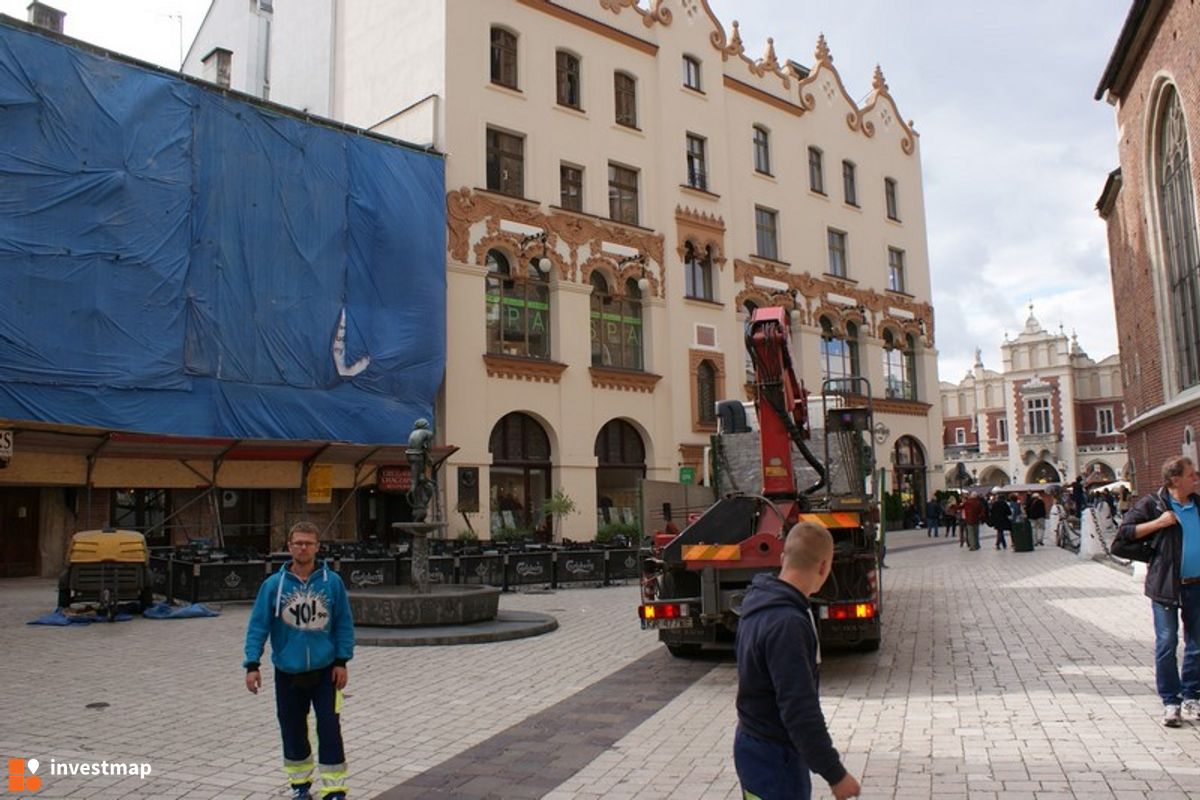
left=289, top=541, right=318, bottom=549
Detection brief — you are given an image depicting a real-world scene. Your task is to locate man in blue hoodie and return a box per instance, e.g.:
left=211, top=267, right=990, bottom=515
left=734, top=521, right=860, bottom=799
left=244, top=521, right=355, bottom=800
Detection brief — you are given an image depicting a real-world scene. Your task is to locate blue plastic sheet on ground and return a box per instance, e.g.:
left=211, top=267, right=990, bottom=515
left=0, top=19, right=446, bottom=443
left=142, top=602, right=220, bottom=619
left=28, top=609, right=133, bottom=625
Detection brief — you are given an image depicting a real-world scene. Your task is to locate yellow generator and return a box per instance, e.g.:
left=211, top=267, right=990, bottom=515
left=57, top=529, right=153, bottom=618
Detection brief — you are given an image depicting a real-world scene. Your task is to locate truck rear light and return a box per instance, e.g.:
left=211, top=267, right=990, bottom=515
left=638, top=602, right=688, bottom=620
left=828, top=602, right=875, bottom=620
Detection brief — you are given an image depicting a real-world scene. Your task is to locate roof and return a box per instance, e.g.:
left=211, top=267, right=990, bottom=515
left=1094, top=0, right=1168, bottom=101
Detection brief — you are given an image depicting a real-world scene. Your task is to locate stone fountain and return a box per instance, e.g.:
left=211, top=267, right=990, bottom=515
left=347, top=419, right=556, bottom=645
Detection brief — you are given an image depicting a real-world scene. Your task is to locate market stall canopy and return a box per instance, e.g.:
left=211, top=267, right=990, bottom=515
left=990, top=483, right=1060, bottom=494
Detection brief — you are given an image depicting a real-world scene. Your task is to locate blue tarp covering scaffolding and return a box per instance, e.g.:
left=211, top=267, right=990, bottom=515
left=0, top=18, right=446, bottom=444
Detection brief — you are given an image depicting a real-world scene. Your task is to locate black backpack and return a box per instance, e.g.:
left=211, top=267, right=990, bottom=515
left=1110, top=495, right=1159, bottom=563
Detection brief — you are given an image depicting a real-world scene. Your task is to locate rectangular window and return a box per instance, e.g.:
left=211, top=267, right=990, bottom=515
left=683, top=55, right=702, bottom=91
left=490, top=27, right=518, bottom=89
left=885, top=177, right=899, bottom=220
left=1025, top=397, right=1052, bottom=435
left=753, top=126, right=771, bottom=175
left=555, top=51, right=581, bottom=109
left=843, top=160, right=857, bottom=206
left=755, top=206, right=779, bottom=261
left=560, top=164, right=583, bottom=211
left=608, top=162, right=639, bottom=225
left=827, top=228, right=847, bottom=277
left=614, top=72, right=637, bottom=127
left=887, top=247, right=906, bottom=293
left=808, top=146, right=824, bottom=194
left=1097, top=407, right=1115, bottom=435
left=997, top=418, right=1008, bottom=442
left=686, top=133, right=707, bottom=191
left=955, top=427, right=966, bottom=445
left=486, top=127, right=524, bottom=197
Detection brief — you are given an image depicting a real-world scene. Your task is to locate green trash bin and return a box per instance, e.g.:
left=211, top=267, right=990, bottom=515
left=1011, top=520, right=1034, bottom=552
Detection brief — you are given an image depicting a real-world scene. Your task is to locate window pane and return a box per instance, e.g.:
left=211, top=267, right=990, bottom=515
left=756, top=207, right=778, bottom=260
left=808, top=147, right=824, bottom=193
left=490, top=28, right=517, bottom=88
left=556, top=51, right=580, bottom=108
left=753, top=126, right=770, bottom=174
left=683, top=56, right=701, bottom=90
left=827, top=229, right=846, bottom=277
left=888, top=248, right=905, bottom=292
left=697, top=361, right=716, bottom=424
left=885, top=177, right=899, bottom=220
left=615, top=72, right=637, bottom=127
left=608, top=163, right=639, bottom=225
left=560, top=164, right=583, bottom=211
left=486, top=128, right=523, bottom=197
left=843, top=161, right=857, bottom=205
left=686, top=134, right=707, bottom=190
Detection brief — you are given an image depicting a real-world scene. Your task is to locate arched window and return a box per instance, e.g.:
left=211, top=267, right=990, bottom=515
left=490, top=27, right=518, bottom=89
left=696, top=360, right=717, bottom=426
left=590, top=272, right=643, bottom=370
left=684, top=242, right=714, bottom=301
left=819, top=316, right=859, bottom=391
left=893, top=435, right=927, bottom=509
left=595, top=419, right=646, bottom=528
left=1158, top=85, right=1200, bottom=389
left=882, top=329, right=916, bottom=400
left=489, top=412, right=551, bottom=537
left=614, top=71, right=637, bottom=127
left=485, top=249, right=550, bottom=359
left=556, top=50, right=581, bottom=109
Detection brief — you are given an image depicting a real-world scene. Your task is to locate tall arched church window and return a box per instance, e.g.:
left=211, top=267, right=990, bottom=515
left=1158, top=86, right=1200, bottom=389
left=590, top=273, right=643, bottom=370
left=486, top=249, right=550, bottom=359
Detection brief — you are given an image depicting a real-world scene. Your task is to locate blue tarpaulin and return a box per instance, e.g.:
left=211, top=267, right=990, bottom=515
left=0, top=18, right=445, bottom=443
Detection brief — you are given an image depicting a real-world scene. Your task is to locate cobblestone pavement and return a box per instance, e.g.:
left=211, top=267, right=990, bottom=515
left=3, top=529, right=1200, bottom=799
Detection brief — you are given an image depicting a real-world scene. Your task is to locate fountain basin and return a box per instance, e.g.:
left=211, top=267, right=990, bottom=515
left=348, top=584, right=500, bottom=627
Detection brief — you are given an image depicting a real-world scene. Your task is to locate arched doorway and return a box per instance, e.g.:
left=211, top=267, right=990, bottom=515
left=893, top=436, right=927, bottom=513
left=1027, top=461, right=1060, bottom=484
left=978, top=467, right=1010, bottom=487
left=595, top=419, right=646, bottom=532
left=489, top=412, right=552, bottom=539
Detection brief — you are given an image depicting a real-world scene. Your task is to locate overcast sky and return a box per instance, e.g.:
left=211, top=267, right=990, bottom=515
left=2, top=0, right=1132, bottom=384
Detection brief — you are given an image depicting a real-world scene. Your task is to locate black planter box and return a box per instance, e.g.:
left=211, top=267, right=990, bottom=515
left=554, top=550, right=606, bottom=585
left=606, top=549, right=641, bottom=583
left=505, top=552, right=553, bottom=589
left=459, top=555, right=505, bottom=587
left=335, top=558, right=396, bottom=589
left=171, top=559, right=267, bottom=603
left=148, top=556, right=171, bottom=599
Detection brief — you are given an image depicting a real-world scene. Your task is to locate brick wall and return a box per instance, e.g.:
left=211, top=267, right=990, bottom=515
left=1100, top=0, right=1200, bottom=494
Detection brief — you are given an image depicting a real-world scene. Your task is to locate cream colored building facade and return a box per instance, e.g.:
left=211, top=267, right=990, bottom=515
left=940, top=311, right=1127, bottom=489
left=185, top=0, right=943, bottom=538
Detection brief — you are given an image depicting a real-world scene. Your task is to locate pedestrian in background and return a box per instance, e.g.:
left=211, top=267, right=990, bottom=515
left=244, top=521, right=355, bottom=800
left=925, top=496, right=942, bottom=538
left=989, top=494, right=1011, bottom=550
left=734, top=522, right=861, bottom=800
left=1118, top=456, right=1200, bottom=729
left=946, top=496, right=961, bottom=545
left=961, top=491, right=986, bottom=551
left=1026, top=492, right=1047, bottom=546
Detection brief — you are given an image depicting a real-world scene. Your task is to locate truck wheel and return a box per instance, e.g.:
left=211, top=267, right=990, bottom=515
left=666, top=643, right=702, bottom=658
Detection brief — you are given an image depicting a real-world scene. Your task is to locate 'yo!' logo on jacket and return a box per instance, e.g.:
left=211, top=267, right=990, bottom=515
left=280, top=587, right=330, bottom=630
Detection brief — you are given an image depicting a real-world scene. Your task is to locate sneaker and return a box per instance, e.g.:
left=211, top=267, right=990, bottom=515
left=291, top=785, right=313, bottom=800
left=1183, top=699, right=1200, bottom=721
left=1164, top=704, right=1183, bottom=727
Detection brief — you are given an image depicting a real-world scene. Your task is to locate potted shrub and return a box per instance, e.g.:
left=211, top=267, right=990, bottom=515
left=541, top=489, right=577, bottom=542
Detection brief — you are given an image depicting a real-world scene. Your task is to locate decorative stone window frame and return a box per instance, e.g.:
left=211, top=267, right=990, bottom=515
left=690, top=349, right=725, bottom=432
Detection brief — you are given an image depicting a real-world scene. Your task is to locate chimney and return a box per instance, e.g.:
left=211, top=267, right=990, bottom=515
left=27, top=2, right=65, bottom=34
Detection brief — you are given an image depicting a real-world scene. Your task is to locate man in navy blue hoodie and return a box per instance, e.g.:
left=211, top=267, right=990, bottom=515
left=245, top=521, right=355, bottom=800
left=734, top=521, right=860, bottom=799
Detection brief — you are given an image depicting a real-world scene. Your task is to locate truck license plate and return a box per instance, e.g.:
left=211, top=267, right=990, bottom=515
left=641, top=617, right=694, bottom=630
